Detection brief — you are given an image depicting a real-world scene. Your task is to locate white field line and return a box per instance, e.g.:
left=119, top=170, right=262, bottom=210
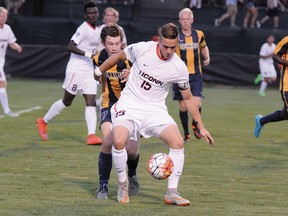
left=0, top=106, right=42, bottom=118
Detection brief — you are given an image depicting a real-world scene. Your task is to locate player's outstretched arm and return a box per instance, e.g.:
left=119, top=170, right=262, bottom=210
left=181, top=88, right=215, bottom=145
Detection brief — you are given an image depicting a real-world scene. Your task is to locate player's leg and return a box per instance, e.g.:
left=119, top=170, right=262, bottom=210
left=83, top=74, right=101, bottom=145
left=126, top=136, right=140, bottom=196
left=158, top=124, right=190, bottom=206
left=83, top=93, right=102, bottom=145
left=97, top=117, right=113, bottom=199
left=36, top=90, right=75, bottom=140
left=112, top=119, right=134, bottom=204
left=0, top=69, right=18, bottom=117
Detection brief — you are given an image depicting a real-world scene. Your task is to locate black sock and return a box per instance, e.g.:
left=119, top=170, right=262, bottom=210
left=180, top=111, right=189, bottom=135
left=261, top=110, right=284, bottom=125
left=98, top=152, right=112, bottom=185
left=127, top=154, right=139, bottom=177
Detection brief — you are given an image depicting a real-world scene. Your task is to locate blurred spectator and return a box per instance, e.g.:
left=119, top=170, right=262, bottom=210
left=214, top=0, right=239, bottom=28
left=241, top=0, right=258, bottom=28
left=5, top=0, right=25, bottom=15
left=189, top=0, right=202, bottom=9
left=256, top=0, right=286, bottom=29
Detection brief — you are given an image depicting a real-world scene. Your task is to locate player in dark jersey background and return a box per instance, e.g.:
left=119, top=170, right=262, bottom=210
left=173, top=8, right=210, bottom=142
left=93, top=24, right=140, bottom=199
left=254, top=36, right=288, bottom=138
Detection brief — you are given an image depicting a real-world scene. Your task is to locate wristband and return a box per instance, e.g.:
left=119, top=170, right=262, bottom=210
left=84, top=52, right=92, bottom=58
left=94, top=67, right=102, bottom=76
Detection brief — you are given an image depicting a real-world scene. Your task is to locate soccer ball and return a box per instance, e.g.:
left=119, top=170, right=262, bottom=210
left=147, top=153, right=174, bottom=180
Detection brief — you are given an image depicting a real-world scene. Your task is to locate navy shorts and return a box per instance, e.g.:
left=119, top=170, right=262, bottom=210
left=100, top=107, right=112, bottom=125
left=172, top=73, right=203, bottom=101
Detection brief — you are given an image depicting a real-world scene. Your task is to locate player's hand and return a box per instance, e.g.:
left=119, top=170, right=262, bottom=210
left=203, top=57, right=210, bottom=66
left=120, top=69, right=130, bottom=83
left=200, top=128, right=214, bottom=145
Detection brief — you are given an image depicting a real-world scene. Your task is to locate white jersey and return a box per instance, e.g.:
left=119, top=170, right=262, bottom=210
left=259, top=42, right=276, bottom=66
left=0, top=24, right=17, bottom=59
left=66, top=21, right=101, bottom=73
left=121, top=41, right=189, bottom=107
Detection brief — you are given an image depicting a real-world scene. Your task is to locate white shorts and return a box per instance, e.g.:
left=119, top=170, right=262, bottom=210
left=0, top=60, right=6, bottom=82
left=111, top=98, right=176, bottom=140
left=259, top=63, right=277, bottom=78
left=62, top=71, right=98, bottom=95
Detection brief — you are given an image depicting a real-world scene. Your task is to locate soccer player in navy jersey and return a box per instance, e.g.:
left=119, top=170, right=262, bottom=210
left=93, top=24, right=140, bottom=200
left=172, top=8, right=210, bottom=142
left=254, top=36, right=288, bottom=138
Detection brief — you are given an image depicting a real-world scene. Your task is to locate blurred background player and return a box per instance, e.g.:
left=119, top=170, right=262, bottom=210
left=256, top=35, right=277, bottom=96
left=173, top=8, right=210, bottom=142
left=93, top=24, right=140, bottom=199
left=0, top=6, right=22, bottom=117
left=36, top=1, right=102, bottom=145
left=254, top=36, right=288, bottom=138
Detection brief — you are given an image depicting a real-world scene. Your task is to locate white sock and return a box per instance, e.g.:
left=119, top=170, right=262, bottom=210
left=259, top=81, right=268, bottom=94
left=112, top=146, right=127, bottom=182
left=168, top=148, right=184, bottom=190
left=85, top=106, right=97, bottom=135
left=43, top=99, right=66, bottom=123
left=0, top=88, right=11, bottom=114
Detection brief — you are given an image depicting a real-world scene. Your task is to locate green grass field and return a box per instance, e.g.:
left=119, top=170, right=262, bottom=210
left=1, top=79, right=288, bottom=216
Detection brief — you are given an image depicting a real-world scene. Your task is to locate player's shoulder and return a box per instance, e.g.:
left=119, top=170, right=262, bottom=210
left=171, top=54, right=187, bottom=69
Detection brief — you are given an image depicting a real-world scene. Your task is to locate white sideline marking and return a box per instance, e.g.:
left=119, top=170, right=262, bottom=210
left=0, top=106, right=42, bottom=118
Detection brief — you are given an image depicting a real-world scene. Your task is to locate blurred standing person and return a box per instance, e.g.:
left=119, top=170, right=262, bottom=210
left=254, top=36, right=288, bottom=138
left=0, top=6, right=22, bottom=117
left=93, top=24, right=140, bottom=199
left=173, top=8, right=210, bottom=142
left=36, top=1, right=102, bottom=145
left=241, top=0, right=258, bottom=28
left=97, top=7, right=127, bottom=49
left=214, top=0, right=239, bottom=28
left=256, top=0, right=285, bottom=29
left=256, top=35, right=277, bottom=96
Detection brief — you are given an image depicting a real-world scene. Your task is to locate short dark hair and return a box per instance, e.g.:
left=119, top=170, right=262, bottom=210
left=100, top=24, right=123, bottom=42
left=84, top=1, right=97, bottom=12
left=159, top=23, right=179, bottom=40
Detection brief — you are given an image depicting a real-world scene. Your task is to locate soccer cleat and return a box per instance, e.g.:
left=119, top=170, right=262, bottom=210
left=117, top=178, right=129, bottom=204
left=259, top=92, right=266, bottom=97
left=183, top=134, right=190, bottom=142
left=96, top=184, right=109, bottom=199
left=36, top=118, right=48, bottom=140
left=5, top=111, right=19, bottom=117
left=164, top=192, right=190, bottom=206
left=192, top=124, right=202, bottom=139
left=254, top=74, right=262, bottom=85
left=254, top=114, right=263, bottom=138
left=128, top=175, right=140, bottom=196
left=86, top=134, right=102, bottom=145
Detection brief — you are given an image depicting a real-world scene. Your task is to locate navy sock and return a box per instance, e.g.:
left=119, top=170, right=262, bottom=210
left=260, top=110, right=284, bottom=125
left=127, top=154, right=139, bottom=177
left=98, top=152, right=112, bottom=185
left=180, top=111, right=189, bottom=135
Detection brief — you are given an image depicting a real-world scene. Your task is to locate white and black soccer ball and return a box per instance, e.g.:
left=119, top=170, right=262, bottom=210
left=147, top=153, right=174, bottom=180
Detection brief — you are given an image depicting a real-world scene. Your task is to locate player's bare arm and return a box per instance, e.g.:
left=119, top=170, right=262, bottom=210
left=94, top=50, right=127, bottom=78
left=181, top=88, right=214, bottom=145
left=273, top=54, right=288, bottom=67
left=201, top=46, right=210, bottom=66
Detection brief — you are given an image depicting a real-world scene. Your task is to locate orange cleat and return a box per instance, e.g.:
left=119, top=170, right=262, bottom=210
left=164, top=192, right=190, bottom=206
left=86, top=134, right=102, bottom=145
left=36, top=118, right=48, bottom=140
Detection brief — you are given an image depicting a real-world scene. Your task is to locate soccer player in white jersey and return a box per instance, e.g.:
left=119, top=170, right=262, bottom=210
left=0, top=7, right=22, bottom=117
left=258, top=35, right=277, bottom=96
left=36, top=1, right=102, bottom=145
left=94, top=23, right=215, bottom=206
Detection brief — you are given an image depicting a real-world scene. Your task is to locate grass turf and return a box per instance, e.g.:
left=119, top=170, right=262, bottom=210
left=0, top=79, right=287, bottom=216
